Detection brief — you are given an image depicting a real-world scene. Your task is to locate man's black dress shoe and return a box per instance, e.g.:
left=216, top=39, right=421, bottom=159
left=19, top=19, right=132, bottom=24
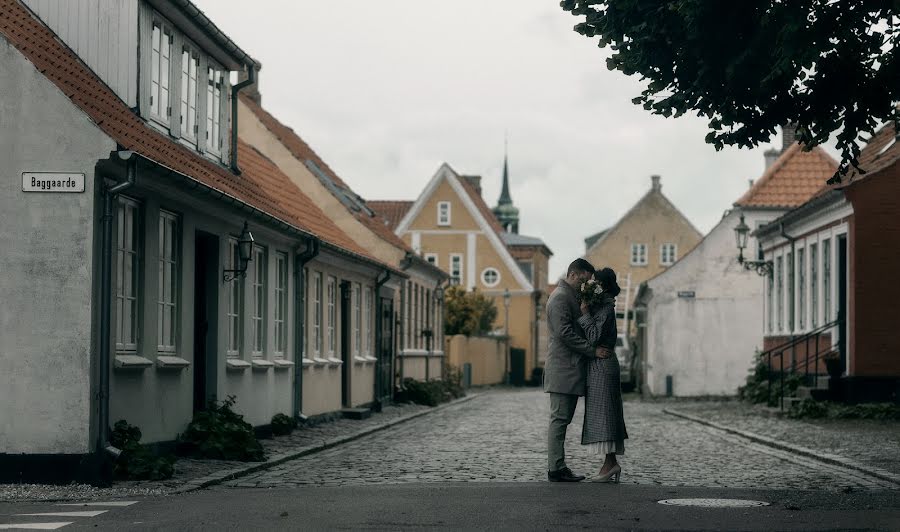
left=548, top=467, right=586, bottom=482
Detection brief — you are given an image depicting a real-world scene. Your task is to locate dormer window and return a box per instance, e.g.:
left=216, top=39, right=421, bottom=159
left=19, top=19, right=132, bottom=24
left=179, top=48, right=200, bottom=141
left=150, top=22, right=173, bottom=124
left=206, top=65, right=224, bottom=155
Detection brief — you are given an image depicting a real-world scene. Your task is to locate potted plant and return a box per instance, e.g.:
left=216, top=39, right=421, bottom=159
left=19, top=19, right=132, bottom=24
left=823, top=351, right=843, bottom=379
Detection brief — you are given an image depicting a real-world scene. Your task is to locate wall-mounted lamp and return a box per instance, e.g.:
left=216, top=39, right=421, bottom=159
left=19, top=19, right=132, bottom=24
left=223, top=221, right=255, bottom=282
left=734, top=213, right=772, bottom=276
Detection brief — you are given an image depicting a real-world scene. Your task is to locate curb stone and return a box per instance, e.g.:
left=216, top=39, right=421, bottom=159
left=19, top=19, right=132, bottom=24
left=663, top=407, right=900, bottom=487
left=169, top=393, right=480, bottom=494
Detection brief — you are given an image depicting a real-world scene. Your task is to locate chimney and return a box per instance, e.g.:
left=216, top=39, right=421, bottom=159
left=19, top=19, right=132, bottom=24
left=781, top=123, right=798, bottom=151
left=237, top=65, right=262, bottom=105
left=650, top=174, right=661, bottom=191
left=764, top=147, right=780, bottom=169
left=462, top=175, right=482, bottom=197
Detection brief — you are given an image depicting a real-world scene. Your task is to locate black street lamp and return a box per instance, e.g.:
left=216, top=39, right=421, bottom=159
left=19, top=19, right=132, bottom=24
left=734, top=213, right=773, bottom=276
left=224, top=221, right=255, bottom=282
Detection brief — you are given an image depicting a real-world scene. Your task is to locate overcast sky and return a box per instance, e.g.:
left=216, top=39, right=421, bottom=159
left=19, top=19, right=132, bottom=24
left=195, top=0, right=804, bottom=278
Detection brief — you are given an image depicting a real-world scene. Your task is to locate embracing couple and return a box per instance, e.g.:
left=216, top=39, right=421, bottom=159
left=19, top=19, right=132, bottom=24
left=545, top=258, right=628, bottom=483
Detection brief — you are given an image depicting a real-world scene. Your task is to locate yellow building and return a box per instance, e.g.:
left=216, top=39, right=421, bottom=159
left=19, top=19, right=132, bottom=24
left=583, top=175, right=702, bottom=335
left=371, top=160, right=552, bottom=382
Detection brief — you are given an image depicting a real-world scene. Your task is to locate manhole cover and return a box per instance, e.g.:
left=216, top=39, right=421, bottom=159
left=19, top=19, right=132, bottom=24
left=657, top=499, right=770, bottom=508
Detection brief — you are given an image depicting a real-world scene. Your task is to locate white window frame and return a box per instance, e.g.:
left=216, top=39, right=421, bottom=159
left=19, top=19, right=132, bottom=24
left=797, top=246, right=806, bottom=332
left=353, top=283, right=362, bottom=356
left=424, top=253, right=438, bottom=266
left=179, top=44, right=200, bottom=142
left=116, top=197, right=141, bottom=353
left=776, top=255, right=784, bottom=332
left=766, top=266, right=774, bottom=334
left=226, top=238, right=242, bottom=358
left=157, top=210, right=179, bottom=353
left=149, top=19, right=174, bottom=127
left=630, top=243, right=648, bottom=266
left=823, top=238, right=832, bottom=323
left=273, top=252, right=288, bottom=358
left=250, top=245, right=266, bottom=358
left=809, top=242, right=818, bottom=329
left=364, top=287, right=373, bottom=356
left=660, top=243, right=677, bottom=266
left=481, top=267, right=501, bottom=288
left=437, top=201, right=451, bottom=226
left=312, top=271, right=322, bottom=356
left=205, top=61, right=226, bottom=157
left=327, top=275, right=337, bottom=356
left=450, top=254, right=463, bottom=284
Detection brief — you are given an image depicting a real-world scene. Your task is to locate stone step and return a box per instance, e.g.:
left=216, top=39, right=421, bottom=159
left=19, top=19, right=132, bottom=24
left=341, top=407, right=372, bottom=420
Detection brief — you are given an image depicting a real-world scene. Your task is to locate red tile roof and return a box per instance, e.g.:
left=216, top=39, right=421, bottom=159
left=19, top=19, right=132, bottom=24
left=844, top=122, right=900, bottom=184
left=240, top=95, right=412, bottom=252
left=1, top=0, right=383, bottom=267
left=368, top=201, right=413, bottom=231
left=734, top=144, right=838, bottom=208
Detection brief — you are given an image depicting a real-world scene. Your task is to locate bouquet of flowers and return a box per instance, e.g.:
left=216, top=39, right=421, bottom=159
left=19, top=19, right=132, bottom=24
left=578, top=278, right=606, bottom=307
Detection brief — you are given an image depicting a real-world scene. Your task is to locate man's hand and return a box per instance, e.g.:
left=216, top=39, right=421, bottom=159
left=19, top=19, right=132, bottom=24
left=595, top=347, right=613, bottom=359
left=579, top=301, right=590, bottom=315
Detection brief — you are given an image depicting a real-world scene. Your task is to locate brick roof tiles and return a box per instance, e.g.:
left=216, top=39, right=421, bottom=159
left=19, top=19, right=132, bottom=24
left=1, top=0, right=382, bottom=267
left=845, top=122, right=900, bottom=184
left=734, top=144, right=838, bottom=208
left=367, top=201, right=413, bottom=231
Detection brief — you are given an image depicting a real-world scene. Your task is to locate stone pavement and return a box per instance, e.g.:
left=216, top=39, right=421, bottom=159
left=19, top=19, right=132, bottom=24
left=664, top=399, right=900, bottom=477
left=223, top=389, right=900, bottom=491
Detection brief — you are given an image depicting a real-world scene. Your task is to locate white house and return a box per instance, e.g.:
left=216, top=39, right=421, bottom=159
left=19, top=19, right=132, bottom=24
left=634, top=129, right=837, bottom=396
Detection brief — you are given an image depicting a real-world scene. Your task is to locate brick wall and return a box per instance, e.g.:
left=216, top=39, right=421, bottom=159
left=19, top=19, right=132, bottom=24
left=763, top=333, right=834, bottom=374
left=844, top=158, right=900, bottom=377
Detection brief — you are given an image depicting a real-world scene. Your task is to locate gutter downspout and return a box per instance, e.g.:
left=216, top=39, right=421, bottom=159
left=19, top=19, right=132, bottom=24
left=780, top=222, right=797, bottom=370
left=98, top=151, right=136, bottom=459
left=293, top=237, right=320, bottom=422
left=373, top=270, right=391, bottom=412
left=230, top=64, right=255, bottom=175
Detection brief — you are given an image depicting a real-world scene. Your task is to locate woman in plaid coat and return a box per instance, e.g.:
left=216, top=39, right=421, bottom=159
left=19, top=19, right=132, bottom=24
left=577, top=267, right=628, bottom=483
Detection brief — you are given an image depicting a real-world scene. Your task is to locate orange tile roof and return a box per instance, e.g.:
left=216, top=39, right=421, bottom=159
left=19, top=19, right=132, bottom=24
left=844, top=122, right=900, bottom=184
left=368, top=201, right=413, bottom=231
left=240, top=95, right=412, bottom=252
left=1, top=0, right=384, bottom=267
left=734, top=144, right=838, bottom=208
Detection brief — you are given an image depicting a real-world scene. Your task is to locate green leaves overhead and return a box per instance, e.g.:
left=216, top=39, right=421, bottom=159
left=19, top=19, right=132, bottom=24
left=561, top=0, right=900, bottom=183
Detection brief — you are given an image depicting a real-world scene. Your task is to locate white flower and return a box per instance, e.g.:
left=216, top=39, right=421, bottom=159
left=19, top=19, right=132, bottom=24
left=594, top=286, right=603, bottom=295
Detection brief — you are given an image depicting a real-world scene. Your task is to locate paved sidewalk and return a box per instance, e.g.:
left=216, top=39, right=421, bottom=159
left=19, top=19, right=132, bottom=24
left=665, top=400, right=900, bottom=477
left=0, top=396, right=467, bottom=502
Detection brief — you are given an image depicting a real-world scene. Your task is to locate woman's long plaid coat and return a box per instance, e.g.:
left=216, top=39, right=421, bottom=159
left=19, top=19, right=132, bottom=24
left=578, top=296, right=628, bottom=445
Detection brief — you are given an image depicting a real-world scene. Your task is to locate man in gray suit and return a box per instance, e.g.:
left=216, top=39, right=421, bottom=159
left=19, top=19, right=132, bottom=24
left=544, top=258, right=604, bottom=482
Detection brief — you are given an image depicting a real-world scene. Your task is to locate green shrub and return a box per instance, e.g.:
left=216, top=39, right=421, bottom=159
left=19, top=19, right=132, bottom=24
left=177, top=395, right=266, bottom=461
left=271, top=413, right=297, bottom=436
left=400, top=372, right=466, bottom=406
left=443, top=365, right=466, bottom=400
left=788, top=400, right=900, bottom=420
left=738, top=353, right=804, bottom=406
left=786, top=399, right=829, bottom=419
left=109, top=420, right=175, bottom=481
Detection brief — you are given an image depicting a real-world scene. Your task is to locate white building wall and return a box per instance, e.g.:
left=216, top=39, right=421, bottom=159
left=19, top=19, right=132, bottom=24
left=22, top=0, right=139, bottom=107
left=0, top=39, right=115, bottom=453
left=643, top=208, right=780, bottom=396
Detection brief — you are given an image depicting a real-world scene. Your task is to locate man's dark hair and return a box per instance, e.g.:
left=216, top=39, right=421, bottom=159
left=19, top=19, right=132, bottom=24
left=567, top=258, right=595, bottom=277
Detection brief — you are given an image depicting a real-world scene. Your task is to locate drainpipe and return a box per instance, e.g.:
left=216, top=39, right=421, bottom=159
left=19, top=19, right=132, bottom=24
left=293, top=237, right=320, bottom=422
left=97, top=151, right=136, bottom=458
left=372, top=270, right=391, bottom=412
left=230, top=64, right=255, bottom=175
left=780, top=222, right=797, bottom=369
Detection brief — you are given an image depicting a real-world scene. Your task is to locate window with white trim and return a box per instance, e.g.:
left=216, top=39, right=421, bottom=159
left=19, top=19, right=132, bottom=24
left=787, top=251, right=794, bottom=330
left=249, top=246, right=266, bottom=358
left=630, top=243, right=648, bottom=266
left=797, top=248, right=806, bottom=331
left=776, top=255, right=784, bottom=332
left=226, top=238, right=242, bottom=358
left=150, top=21, right=173, bottom=124
left=660, top=243, right=677, bottom=265
left=179, top=46, right=200, bottom=141
left=206, top=64, right=224, bottom=155
left=273, top=252, right=288, bottom=358
left=766, top=266, right=774, bottom=333
left=327, top=276, right=337, bottom=355
left=116, top=197, right=141, bottom=353
left=353, top=283, right=362, bottom=356
left=424, top=253, right=438, bottom=266
left=450, top=254, right=463, bottom=284
left=481, top=267, right=500, bottom=287
left=810, top=243, right=818, bottom=328
left=312, top=271, right=322, bottom=356
left=364, top=287, right=373, bottom=356
left=437, top=201, right=451, bottom=226
left=157, top=210, right=179, bottom=353
left=823, top=239, right=832, bottom=323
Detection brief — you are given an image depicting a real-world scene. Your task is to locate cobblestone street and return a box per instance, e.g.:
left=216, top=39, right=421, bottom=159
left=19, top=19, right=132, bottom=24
left=222, top=389, right=900, bottom=491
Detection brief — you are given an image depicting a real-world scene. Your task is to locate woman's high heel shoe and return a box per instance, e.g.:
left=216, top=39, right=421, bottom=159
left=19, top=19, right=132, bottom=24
left=594, top=464, right=621, bottom=483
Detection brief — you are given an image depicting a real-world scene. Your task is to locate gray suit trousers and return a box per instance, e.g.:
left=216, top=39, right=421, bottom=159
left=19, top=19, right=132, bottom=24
left=548, top=392, right=579, bottom=472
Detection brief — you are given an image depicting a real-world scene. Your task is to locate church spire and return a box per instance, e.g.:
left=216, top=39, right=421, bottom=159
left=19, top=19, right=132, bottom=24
left=492, top=134, right=520, bottom=234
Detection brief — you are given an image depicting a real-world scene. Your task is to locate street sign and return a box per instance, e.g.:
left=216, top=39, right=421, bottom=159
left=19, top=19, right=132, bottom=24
left=677, top=291, right=695, bottom=298
left=22, top=172, right=85, bottom=193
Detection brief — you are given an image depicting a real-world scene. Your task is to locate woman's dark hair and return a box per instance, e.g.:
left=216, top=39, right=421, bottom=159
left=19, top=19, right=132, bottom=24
left=594, top=267, right=621, bottom=297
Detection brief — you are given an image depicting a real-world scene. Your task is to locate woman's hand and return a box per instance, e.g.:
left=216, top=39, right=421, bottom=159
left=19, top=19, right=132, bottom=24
left=595, top=346, right=613, bottom=359
left=579, top=301, right=590, bottom=315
